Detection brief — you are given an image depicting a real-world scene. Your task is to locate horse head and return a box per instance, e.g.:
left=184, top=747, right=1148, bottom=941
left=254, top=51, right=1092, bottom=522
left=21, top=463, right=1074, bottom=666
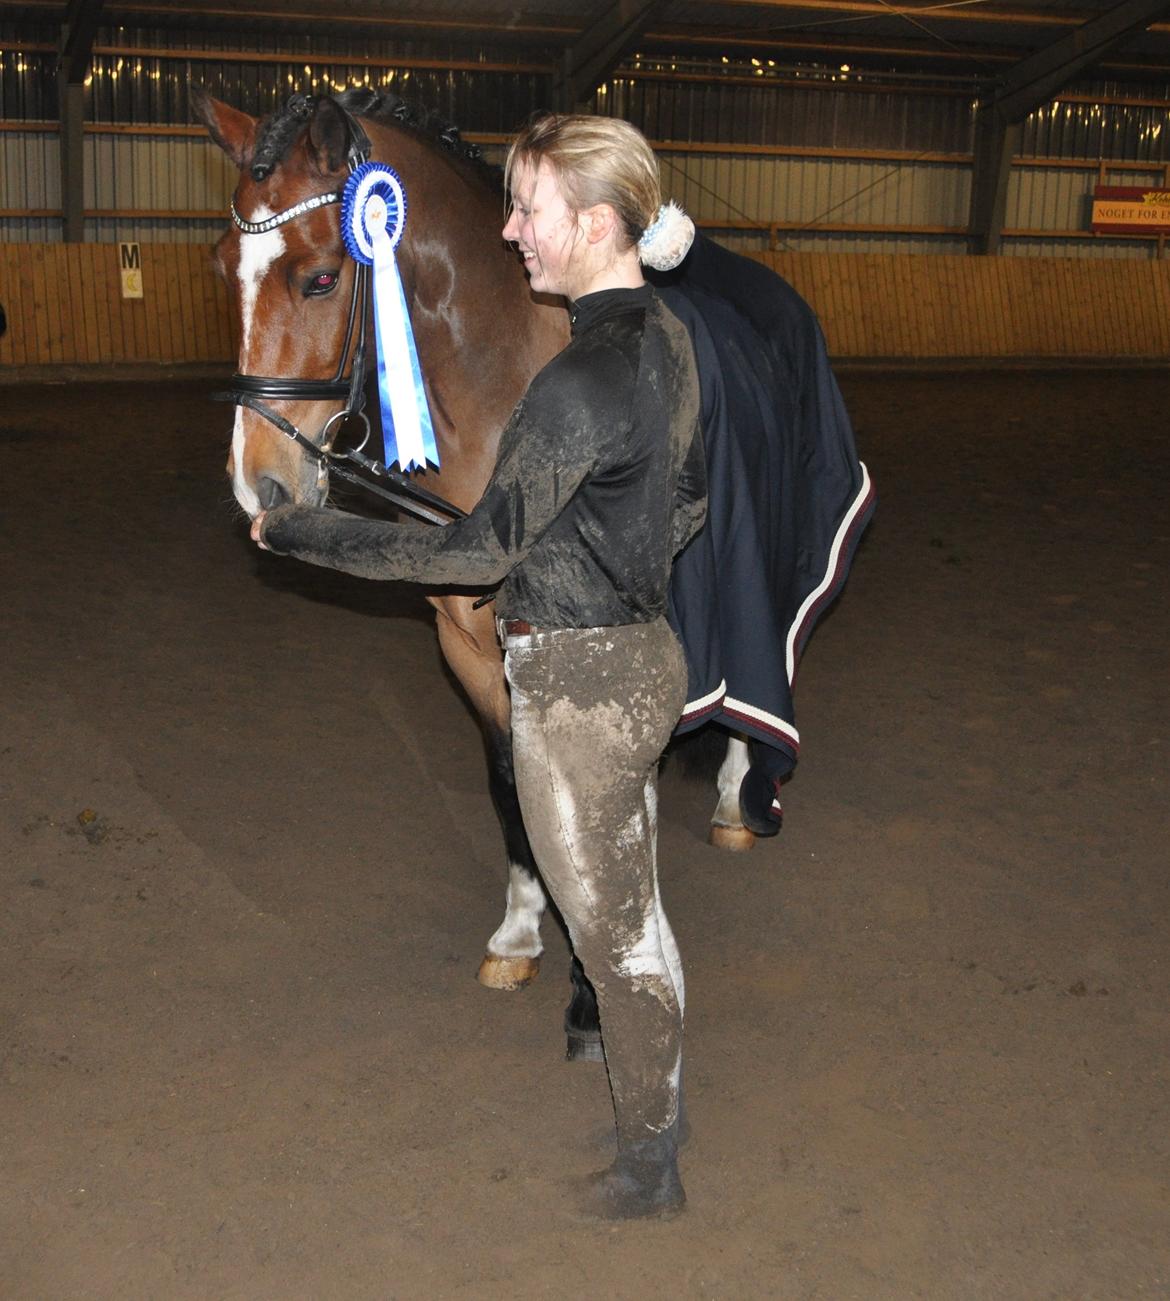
left=194, top=87, right=568, bottom=519
left=194, top=88, right=370, bottom=514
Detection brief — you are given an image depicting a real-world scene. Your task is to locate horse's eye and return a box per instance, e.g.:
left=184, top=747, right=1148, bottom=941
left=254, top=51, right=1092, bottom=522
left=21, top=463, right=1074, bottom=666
left=305, top=271, right=339, bottom=296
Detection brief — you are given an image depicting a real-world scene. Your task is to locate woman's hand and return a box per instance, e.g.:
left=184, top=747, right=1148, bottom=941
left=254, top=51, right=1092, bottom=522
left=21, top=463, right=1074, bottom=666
left=251, top=510, right=269, bottom=550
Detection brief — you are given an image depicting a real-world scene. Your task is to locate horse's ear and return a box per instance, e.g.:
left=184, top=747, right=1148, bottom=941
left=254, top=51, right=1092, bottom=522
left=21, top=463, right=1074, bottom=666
left=309, top=97, right=350, bottom=176
left=190, top=84, right=257, bottom=170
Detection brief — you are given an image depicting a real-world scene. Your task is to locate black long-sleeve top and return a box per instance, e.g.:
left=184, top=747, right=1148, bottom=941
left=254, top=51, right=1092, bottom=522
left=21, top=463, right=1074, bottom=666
left=260, top=283, right=707, bottom=628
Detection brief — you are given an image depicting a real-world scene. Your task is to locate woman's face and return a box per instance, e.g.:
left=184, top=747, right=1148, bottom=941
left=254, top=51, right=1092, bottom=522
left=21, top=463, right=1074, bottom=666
left=502, top=157, right=584, bottom=299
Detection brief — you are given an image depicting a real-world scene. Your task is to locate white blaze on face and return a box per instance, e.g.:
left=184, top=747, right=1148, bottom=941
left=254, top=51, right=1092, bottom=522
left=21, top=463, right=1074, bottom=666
left=231, top=208, right=285, bottom=516
left=231, top=407, right=262, bottom=517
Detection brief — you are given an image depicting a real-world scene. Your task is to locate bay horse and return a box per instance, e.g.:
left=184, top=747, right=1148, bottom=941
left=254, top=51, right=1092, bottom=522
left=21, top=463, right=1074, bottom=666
left=193, top=87, right=872, bottom=1051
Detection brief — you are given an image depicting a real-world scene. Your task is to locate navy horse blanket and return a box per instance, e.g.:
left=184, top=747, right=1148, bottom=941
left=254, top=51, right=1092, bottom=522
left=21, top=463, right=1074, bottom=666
left=651, top=235, right=874, bottom=826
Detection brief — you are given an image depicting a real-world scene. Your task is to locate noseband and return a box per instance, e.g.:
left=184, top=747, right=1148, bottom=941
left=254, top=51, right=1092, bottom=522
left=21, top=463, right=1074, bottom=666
left=215, top=103, right=464, bottom=528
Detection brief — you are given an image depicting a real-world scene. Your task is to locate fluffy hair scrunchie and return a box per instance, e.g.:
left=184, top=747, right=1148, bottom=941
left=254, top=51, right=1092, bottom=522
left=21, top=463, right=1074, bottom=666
left=637, top=201, right=695, bottom=271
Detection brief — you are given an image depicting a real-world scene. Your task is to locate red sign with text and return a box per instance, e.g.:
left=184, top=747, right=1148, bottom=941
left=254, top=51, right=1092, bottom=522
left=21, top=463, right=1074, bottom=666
left=1091, top=186, right=1170, bottom=235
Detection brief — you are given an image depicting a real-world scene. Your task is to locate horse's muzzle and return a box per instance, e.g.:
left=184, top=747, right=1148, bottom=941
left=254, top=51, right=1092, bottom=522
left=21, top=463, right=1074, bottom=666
left=257, top=474, right=291, bottom=511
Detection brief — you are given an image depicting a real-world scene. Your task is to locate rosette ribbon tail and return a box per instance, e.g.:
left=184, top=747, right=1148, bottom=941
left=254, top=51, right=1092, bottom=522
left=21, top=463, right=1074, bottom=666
left=369, top=230, right=438, bottom=472
left=342, top=163, right=439, bottom=473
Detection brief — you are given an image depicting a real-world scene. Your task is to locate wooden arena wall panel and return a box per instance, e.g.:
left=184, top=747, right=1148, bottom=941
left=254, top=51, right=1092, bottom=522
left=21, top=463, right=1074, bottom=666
left=0, top=241, right=235, bottom=367
left=2, top=242, right=1168, bottom=367
left=754, top=251, right=1170, bottom=360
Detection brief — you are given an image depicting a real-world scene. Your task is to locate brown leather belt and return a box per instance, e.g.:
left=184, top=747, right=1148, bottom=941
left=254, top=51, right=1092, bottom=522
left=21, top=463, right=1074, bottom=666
left=500, top=618, right=535, bottom=636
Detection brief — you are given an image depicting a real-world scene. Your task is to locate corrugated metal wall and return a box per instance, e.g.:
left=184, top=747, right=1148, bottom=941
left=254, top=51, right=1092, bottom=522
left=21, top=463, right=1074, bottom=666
left=2, top=19, right=1168, bottom=256
left=1023, top=93, right=1170, bottom=161
left=606, top=67, right=974, bottom=151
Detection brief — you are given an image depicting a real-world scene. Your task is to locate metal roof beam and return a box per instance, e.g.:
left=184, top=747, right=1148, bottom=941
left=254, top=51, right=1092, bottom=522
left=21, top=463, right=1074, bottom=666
left=552, top=0, right=663, bottom=111
left=57, top=0, right=105, bottom=84
left=639, top=23, right=1170, bottom=78
left=989, top=0, right=1170, bottom=122
left=700, top=0, right=1165, bottom=31
left=968, top=0, right=1170, bottom=253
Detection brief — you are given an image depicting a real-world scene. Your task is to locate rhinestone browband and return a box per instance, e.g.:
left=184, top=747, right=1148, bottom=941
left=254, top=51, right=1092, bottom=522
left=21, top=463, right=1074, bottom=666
left=230, top=191, right=343, bottom=235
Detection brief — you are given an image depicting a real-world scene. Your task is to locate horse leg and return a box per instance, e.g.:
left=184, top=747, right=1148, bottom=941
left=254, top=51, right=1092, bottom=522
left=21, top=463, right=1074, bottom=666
left=431, top=598, right=546, bottom=990
left=480, top=716, right=548, bottom=990
left=708, top=731, right=756, bottom=852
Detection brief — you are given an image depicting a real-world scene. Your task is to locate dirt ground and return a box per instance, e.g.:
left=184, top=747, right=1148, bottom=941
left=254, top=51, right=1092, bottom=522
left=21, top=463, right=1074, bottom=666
left=1, top=369, right=1167, bottom=1300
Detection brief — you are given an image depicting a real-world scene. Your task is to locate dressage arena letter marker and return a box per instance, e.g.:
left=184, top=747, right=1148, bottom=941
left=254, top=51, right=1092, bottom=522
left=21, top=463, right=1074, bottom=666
left=341, top=163, right=439, bottom=473
left=119, top=243, right=143, bottom=299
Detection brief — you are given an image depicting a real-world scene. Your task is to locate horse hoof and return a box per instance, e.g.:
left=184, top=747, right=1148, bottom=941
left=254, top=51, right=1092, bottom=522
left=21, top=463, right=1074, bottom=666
left=477, top=953, right=540, bottom=990
left=566, top=1028, right=606, bottom=1063
left=708, top=823, right=756, bottom=852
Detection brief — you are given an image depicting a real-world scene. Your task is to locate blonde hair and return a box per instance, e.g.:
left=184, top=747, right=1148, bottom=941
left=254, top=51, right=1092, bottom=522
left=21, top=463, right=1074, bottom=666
left=504, top=113, right=662, bottom=249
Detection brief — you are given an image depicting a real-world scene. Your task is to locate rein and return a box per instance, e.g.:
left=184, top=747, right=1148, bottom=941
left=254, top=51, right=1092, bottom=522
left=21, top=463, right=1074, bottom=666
left=215, top=103, right=466, bottom=527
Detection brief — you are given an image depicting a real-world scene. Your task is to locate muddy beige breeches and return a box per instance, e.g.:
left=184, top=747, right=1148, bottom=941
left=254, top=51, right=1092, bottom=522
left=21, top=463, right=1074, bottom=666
left=504, top=617, right=688, bottom=1140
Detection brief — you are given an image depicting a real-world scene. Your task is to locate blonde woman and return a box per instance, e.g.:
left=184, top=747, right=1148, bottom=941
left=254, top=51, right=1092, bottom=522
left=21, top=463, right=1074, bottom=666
left=254, top=112, right=705, bottom=1219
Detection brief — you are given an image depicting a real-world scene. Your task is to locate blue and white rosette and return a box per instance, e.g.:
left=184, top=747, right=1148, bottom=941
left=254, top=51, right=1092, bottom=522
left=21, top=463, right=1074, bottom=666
left=341, top=162, right=439, bottom=473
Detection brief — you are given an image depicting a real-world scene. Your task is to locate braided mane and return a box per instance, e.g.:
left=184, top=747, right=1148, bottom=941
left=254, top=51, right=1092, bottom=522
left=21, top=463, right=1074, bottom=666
left=249, top=88, right=501, bottom=189
left=249, top=93, right=315, bottom=180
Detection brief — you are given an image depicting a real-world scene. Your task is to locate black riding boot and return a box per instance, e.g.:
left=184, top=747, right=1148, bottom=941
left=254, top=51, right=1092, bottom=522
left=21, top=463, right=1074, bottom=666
left=580, top=1129, right=685, bottom=1221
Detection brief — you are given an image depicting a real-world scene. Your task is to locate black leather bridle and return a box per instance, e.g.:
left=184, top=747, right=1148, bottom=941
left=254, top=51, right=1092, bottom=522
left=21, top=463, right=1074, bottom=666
left=215, top=103, right=464, bottom=527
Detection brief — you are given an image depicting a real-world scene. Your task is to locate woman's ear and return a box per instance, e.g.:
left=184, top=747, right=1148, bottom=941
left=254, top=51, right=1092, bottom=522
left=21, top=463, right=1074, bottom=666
left=583, top=204, right=619, bottom=246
